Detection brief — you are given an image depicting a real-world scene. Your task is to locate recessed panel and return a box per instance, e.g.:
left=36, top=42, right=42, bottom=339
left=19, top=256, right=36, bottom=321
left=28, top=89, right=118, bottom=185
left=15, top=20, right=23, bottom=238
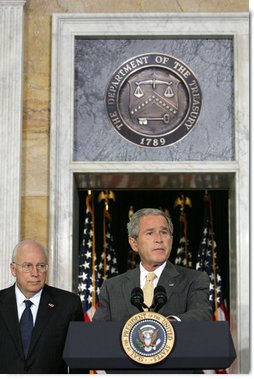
left=74, top=38, right=233, bottom=161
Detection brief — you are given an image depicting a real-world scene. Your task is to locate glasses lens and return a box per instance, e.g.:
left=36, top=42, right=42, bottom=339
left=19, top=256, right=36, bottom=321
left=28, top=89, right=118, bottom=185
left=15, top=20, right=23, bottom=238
left=22, top=263, right=32, bottom=272
left=14, top=263, right=48, bottom=272
left=36, top=264, right=48, bottom=272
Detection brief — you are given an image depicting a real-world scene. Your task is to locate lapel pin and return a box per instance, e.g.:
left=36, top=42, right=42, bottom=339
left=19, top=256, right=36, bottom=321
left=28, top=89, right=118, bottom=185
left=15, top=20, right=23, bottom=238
left=168, top=283, right=175, bottom=287
left=48, top=303, right=55, bottom=307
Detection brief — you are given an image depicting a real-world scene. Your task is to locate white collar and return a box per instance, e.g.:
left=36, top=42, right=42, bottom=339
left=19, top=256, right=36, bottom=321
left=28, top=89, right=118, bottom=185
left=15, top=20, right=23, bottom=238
left=140, top=261, right=167, bottom=287
left=15, top=283, right=42, bottom=308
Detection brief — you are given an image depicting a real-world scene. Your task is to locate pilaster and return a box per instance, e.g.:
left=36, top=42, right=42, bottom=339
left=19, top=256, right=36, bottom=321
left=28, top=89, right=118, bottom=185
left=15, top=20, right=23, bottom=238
left=0, top=0, right=26, bottom=288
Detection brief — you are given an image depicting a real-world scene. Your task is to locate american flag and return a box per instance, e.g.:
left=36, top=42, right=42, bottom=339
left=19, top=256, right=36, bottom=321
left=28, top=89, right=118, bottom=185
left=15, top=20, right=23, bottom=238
left=78, top=193, right=99, bottom=322
left=98, top=207, right=118, bottom=287
left=127, top=249, right=140, bottom=270
left=196, top=192, right=230, bottom=374
left=175, top=213, right=193, bottom=268
left=127, top=206, right=140, bottom=270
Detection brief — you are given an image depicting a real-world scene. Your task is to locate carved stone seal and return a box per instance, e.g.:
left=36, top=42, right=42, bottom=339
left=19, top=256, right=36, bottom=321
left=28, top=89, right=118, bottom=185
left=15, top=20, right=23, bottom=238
left=106, top=53, right=202, bottom=148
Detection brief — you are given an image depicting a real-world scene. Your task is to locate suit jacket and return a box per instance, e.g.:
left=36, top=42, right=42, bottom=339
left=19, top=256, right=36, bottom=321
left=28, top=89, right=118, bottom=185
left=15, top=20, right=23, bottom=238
left=0, top=284, right=84, bottom=374
left=93, top=261, right=211, bottom=322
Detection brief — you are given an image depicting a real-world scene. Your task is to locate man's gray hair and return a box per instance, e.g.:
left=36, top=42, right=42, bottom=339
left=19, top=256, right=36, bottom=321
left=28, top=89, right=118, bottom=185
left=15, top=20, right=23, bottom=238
left=127, top=208, right=173, bottom=238
left=12, top=240, right=49, bottom=263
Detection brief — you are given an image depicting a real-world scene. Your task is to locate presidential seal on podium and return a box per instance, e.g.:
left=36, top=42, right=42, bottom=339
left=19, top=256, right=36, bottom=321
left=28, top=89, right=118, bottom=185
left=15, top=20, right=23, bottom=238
left=121, top=312, right=175, bottom=365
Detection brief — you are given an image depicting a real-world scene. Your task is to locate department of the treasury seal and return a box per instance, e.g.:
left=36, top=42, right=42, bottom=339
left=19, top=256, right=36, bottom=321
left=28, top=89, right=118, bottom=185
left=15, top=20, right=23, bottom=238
left=121, top=312, right=175, bottom=365
left=106, top=53, right=202, bottom=148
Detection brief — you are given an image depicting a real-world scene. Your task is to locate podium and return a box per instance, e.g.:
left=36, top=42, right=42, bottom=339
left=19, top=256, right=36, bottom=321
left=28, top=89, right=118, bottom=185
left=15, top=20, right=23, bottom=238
left=63, top=320, right=236, bottom=372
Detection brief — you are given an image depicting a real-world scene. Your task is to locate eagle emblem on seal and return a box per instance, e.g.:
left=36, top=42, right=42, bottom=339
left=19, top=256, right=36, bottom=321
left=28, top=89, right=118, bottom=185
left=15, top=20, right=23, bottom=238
left=136, top=325, right=161, bottom=352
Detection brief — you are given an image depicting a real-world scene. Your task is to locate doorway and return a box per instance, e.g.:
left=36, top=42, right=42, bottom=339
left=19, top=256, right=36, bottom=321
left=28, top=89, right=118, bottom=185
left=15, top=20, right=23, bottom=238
left=73, top=175, right=230, bottom=314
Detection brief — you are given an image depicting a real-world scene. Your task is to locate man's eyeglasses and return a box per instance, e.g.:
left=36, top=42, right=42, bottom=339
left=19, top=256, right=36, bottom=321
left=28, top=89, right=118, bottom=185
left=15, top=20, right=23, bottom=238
left=13, top=262, right=48, bottom=273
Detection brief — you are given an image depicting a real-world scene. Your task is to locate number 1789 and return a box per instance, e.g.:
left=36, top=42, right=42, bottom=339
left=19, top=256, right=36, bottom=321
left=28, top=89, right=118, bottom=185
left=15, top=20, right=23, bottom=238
left=140, top=138, right=166, bottom=147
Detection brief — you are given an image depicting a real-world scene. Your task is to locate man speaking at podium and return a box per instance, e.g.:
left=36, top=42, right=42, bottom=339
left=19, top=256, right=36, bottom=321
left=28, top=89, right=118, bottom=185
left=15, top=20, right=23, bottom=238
left=94, top=208, right=211, bottom=322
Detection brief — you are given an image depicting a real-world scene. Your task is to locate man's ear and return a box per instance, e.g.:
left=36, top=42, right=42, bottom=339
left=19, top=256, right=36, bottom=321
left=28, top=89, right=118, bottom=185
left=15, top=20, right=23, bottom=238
left=128, top=237, right=138, bottom=253
left=170, top=235, right=173, bottom=250
left=10, top=263, right=16, bottom=278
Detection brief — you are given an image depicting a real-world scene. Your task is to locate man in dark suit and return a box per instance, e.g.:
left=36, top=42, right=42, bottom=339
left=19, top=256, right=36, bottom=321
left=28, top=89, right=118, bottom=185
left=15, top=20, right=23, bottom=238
left=94, top=208, right=211, bottom=322
left=0, top=240, right=84, bottom=374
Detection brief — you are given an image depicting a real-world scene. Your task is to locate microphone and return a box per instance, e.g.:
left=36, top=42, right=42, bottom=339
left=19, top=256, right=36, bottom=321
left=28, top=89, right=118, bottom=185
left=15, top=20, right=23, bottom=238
left=131, top=287, right=144, bottom=312
left=151, top=285, right=167, bottom=312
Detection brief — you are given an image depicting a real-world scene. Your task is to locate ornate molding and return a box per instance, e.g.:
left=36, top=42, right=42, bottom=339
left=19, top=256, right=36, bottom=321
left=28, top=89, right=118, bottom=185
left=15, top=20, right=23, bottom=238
left=0, top=0, right=26, bottom=288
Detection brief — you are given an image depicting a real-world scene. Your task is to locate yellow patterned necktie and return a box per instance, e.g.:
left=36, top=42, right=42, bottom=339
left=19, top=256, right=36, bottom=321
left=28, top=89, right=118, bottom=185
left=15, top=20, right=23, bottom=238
left=143, top=272, right=157, bottom=309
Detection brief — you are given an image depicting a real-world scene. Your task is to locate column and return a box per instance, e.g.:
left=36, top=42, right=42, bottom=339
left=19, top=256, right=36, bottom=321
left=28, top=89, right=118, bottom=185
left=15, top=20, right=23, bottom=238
left=0, top=0, right=26, bottom=288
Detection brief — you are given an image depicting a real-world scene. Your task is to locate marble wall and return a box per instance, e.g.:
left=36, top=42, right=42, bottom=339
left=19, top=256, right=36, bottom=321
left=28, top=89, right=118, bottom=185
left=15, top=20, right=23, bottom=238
left=0, top=0, right=249, bottom=374
left=22, top=0, right=248, bottom=247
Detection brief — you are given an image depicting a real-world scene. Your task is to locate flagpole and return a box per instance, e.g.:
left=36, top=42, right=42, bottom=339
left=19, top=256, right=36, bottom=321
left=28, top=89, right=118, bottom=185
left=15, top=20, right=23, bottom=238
left=206, top=191, right=219, bottom=320
left=103, top=207, right=107, bottom=278
left=174, top=195, right=192, bottom=268
left=183, top=214, right=188, bottom=266
left=179, top=213, right=188, bottom=266
left=98, top=191, right=117, bottom=281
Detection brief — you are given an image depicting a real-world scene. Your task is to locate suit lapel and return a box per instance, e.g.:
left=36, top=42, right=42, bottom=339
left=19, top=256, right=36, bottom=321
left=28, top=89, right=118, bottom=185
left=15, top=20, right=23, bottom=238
left=157, top=261, right=180, bottom=313
left=122, top=263, right=181, bottom=315
left=123, top=266, right=141, bottom=315
left=28, top=285, right=55, bottom=356
left=0, top=285, right=24, bottom=358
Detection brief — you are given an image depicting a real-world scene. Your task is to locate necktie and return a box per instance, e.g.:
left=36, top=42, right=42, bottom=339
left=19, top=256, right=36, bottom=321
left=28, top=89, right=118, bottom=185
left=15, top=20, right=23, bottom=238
left=143, top=272, right=157, bottom=309
left=20, top=300, right=33, bottom=358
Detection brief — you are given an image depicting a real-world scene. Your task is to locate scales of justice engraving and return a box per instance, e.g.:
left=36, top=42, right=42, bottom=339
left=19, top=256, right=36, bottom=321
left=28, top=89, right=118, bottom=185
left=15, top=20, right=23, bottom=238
left=106, top=53, right=202, bottom=148
left=129, top=72, right=180, bottom=128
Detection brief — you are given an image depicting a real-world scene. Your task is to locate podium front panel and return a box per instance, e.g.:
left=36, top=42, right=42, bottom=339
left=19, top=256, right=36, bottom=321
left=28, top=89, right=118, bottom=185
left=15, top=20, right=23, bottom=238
left=63, top=320, right=236, bottom=370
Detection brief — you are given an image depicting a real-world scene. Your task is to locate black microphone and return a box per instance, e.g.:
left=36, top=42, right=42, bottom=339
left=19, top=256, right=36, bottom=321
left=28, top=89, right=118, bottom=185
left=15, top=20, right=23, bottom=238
left=131, top=287, right=144, bottom=312
left=151, top=285, right=167, bottom=312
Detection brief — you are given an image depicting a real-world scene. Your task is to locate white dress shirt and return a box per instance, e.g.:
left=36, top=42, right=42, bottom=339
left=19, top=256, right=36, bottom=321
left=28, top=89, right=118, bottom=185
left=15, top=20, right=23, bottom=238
left=140, top=261, right=166, bottom=289
left=139, top=262, right=181, bottom=321
left=15, top=284, right=42, bottom=325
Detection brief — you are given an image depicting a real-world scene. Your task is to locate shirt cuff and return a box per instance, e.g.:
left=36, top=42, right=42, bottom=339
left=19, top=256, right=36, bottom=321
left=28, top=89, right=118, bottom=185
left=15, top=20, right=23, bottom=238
left=167, top=315, right=181, bottom=321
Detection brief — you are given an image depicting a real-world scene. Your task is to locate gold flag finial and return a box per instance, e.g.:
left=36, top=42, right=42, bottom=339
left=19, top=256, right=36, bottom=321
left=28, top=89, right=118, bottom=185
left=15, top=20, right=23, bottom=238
left=128, top=205, right=135, bottom=220
left=159, top=207, right=170, bottom=217
left=174, top=194, right=192, bottom=215
left=98, top=190, right=116, bottom=210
